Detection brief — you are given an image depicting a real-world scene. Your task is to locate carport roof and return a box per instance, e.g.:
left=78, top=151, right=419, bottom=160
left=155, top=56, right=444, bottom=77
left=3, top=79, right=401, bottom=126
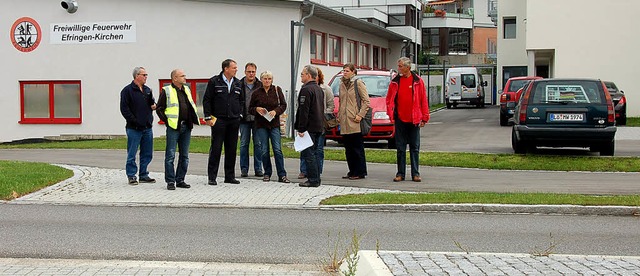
left=301, top=1, right=410, bottom=41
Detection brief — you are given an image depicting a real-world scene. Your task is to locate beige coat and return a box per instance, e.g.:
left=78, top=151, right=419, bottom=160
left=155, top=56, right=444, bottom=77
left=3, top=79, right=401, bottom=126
left=337, top=76, right=370, bottom=135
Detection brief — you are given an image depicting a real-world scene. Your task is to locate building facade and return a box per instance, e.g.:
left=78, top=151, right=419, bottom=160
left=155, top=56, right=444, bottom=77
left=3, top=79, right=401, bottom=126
left=1, top=0, right=407, bottom=142
left=497, top=0, right=639, bottom=116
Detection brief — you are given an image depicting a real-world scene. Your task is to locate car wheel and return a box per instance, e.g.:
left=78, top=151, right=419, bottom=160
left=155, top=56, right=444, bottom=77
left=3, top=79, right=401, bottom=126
left=618, top=115, right=627, bottom=126
left=452, top=103, right=458, bottom=108
left=387, top=138, right=396, bottom=149
left=600, top=140, right=615, bottom=156
left=446, top=99, right=451, bottom=109
left=500, top=114, right=508, bottom=126
left=511, top=128, right=526, bottom=154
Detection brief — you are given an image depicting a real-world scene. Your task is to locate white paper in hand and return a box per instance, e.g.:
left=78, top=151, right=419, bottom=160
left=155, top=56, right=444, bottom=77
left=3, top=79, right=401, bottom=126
left=262, top=112, right=274, bottom=122
left=294, top=131, right=313, bottom=152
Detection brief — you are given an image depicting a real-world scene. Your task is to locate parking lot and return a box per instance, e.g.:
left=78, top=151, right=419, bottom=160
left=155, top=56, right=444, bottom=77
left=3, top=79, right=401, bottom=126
left=328, top=105, right=640, bottom=157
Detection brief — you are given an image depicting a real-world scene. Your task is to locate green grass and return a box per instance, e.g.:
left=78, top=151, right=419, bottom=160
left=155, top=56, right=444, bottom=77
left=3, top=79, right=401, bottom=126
left=321, top=192, right=640, bottom=206
left=625, top=117, right=640, bottom=127
left=2, top=137, right=640, bottom=172
left=0, top=161, right=73, bottom=200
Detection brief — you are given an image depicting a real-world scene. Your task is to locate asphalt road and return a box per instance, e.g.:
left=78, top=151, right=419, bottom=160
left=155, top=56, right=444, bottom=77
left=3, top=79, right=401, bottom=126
left=1, top=205, right=639, bottom=263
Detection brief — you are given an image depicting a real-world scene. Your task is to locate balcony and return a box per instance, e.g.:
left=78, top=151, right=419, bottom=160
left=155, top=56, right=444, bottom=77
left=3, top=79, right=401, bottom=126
left=423, top=12, right=473, bottom=29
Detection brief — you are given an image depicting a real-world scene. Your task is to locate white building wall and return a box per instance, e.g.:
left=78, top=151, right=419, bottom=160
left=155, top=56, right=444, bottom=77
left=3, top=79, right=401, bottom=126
left=1, top=0, right=401, bottom=142
left=525, top=0, right=639, bottom=116
left=496, top=0, right=528, bottom=91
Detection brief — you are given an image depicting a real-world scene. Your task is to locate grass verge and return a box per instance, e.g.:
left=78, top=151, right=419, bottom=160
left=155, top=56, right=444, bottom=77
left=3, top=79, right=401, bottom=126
left=320, top=192, right=640, bottom=206
left=0, top=161, right=73, bottom=200
left=2, top=137, right=640, bottom=172
left=626, top=117, right=640, bottom=127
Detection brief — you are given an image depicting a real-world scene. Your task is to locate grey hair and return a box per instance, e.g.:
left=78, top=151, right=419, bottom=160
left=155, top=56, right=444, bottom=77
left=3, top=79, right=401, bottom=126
left=303, top=65, right=318, bottom=79
left=132, top=66, right=145, bottom=79
left=397, top=57, right=412, bottom=67
left=259, top=70, right=273, bottom=80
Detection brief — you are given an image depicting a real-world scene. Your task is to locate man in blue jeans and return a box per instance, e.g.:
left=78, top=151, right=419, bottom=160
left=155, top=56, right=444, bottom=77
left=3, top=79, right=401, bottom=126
left=120, top=66, right=157, bottom=185
left=295, top=65, right=325, bottom=187
left=156, top=69, right=200, bottom=190
left=238, top=62, right=265, bottom=178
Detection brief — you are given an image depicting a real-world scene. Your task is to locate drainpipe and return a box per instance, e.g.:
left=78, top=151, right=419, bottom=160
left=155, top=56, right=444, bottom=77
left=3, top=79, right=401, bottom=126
left=288, top=1, right=314, bottom=138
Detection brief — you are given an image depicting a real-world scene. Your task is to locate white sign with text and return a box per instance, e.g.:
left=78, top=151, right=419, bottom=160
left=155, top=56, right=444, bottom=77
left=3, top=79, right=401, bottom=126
left=50, top=21, right=136, bottom=44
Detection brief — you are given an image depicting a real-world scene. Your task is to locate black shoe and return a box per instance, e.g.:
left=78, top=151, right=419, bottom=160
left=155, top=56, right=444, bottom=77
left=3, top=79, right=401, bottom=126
left=167, top=183, right=176, bottom=190
left=299, top=181, right=320, bottom=187
left=128, top=177, right=138, bottom=185
left=139, top=176, right=156, bottom=183
left=240, top=172, right=249, bottom=177
left=224, top=179, right=240, bottom=184
left=208, top=180, right=217, bottom=186
left=255, top=172, right=264, bottom=177
left=176, top=182, right=191, bottom=188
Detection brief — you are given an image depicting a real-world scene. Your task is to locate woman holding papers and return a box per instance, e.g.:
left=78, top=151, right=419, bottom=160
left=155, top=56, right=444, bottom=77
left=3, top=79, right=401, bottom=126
left=248, top=71, right=291, bottom=183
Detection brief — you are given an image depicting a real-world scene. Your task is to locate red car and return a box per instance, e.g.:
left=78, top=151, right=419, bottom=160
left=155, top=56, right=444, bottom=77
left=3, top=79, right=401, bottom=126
left=500, top=76, right=542, bottom=126
left=326, top=70, right=397, bottom=148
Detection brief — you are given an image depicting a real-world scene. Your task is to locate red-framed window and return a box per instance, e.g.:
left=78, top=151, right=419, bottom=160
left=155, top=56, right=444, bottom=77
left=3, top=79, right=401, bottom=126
left=359, top=43, right=371, bottom=69
left=373, top=46, right=380, bottom=70
left=310, top=30, right=327, bottom=64
left=158, top=79, right=209, bottom=125
left=347, top=39, right=358, bottom=66
left=328, top=35, right=342, bottom=66
left=19, top=80, right=82, bottom=124
left=381, top=48, right=387, bottom=70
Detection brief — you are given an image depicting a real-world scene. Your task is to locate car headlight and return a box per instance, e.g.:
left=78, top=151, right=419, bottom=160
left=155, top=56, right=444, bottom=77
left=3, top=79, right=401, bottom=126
left=373, top=112, right=389, bottom=120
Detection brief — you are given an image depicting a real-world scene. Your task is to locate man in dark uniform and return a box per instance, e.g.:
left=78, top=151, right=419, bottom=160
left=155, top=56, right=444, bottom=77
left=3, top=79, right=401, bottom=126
left=295, top=65, right=325, bottom=187
left=203, top=59, right=244, bottom=185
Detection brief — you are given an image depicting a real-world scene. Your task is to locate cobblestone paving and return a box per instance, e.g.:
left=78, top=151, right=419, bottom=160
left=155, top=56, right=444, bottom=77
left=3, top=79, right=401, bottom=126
left=379, top=251, right=640, bottom=275
left=12, top=165, right=392, bottom=208
left=0, top=258, right=322, bottom=276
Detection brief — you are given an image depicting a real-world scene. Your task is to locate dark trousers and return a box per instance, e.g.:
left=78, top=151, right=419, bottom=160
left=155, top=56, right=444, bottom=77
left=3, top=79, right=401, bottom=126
left=300, top=131, right=322, bottom=185
left=343, top=132, right=367, bottom=177
left=394, top=120, right=421, bottom=178
left=208, top=118, right=240, bottom=181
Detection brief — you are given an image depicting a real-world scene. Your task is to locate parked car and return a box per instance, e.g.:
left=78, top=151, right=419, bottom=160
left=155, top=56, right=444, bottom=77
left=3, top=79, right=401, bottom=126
left=499, top=76, right=542, bottom=126
left=326, top=70, right=396, bottom=148
left=445, top=67, right=487, bottom=108
left=603, top=81, right=627, bottom=125
left=511, top=78, right=617, bottom=156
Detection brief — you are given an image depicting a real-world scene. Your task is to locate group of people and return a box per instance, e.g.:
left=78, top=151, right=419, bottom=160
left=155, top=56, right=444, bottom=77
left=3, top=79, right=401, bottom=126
left=118, top=57, right=429, bottom=190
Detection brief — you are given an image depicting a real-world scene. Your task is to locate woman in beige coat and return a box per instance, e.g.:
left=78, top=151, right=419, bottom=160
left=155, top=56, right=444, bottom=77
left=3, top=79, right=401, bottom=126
left=337, top=63, right=370, bottom=180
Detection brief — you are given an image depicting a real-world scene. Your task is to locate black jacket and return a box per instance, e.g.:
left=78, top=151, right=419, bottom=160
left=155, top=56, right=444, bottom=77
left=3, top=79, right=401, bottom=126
left=294, top=81, right=324, bottom=133
left=203, top=72, right=244, bottom=120
left=120, top=81, right=155, bottom=130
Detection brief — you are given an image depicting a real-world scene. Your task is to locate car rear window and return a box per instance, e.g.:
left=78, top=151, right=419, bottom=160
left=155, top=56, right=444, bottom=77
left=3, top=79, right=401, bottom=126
left=462, top=74, right=476, bottom=88
left=530, top=81, right=605, bottom=104
left=507, top=79, right=529, bottom=92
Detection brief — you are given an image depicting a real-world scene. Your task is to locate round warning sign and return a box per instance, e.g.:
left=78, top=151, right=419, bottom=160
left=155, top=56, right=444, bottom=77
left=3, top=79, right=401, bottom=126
left=11, top=17, right=42, bottom=52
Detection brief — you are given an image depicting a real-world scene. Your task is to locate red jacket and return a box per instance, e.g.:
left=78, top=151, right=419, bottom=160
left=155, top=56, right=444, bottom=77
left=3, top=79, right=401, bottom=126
left=386, top=72, right=430, bottom=124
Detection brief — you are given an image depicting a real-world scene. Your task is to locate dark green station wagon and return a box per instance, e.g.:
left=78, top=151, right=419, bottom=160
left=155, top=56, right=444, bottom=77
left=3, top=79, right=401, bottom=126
left=511, top=79, right=617, bottom=156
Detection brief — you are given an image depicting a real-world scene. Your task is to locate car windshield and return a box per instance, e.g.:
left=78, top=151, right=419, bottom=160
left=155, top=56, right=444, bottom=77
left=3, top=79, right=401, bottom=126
left=507, top=79, right=529, bottom=92
left=530, top=81, right=605, bottom=104
left=330, top=74, right=391, bottom=97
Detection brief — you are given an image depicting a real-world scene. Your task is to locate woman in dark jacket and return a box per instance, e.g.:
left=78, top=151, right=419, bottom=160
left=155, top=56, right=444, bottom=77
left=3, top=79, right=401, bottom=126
left=248, top=71, right=290, bottom=183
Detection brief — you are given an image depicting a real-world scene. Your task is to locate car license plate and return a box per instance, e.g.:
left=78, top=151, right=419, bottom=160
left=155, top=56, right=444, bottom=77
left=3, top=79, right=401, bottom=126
left=450, top=96, right=461, bottom=101
left=549, top=113, right=584, bottom=122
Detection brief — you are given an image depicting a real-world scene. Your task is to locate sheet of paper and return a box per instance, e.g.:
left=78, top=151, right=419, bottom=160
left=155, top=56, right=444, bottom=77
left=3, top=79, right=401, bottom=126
left=262, top=111, right=274, bottom=122
left=294, top=131, right=313, bottom=152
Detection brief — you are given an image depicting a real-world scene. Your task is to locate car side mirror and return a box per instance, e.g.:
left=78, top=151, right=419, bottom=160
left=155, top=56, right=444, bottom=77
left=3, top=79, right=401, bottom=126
left=498, top=89, right=503, bottom=94
left=620, top=90, right=624, bottom=94
left=483, top=81, right=488, bottom=87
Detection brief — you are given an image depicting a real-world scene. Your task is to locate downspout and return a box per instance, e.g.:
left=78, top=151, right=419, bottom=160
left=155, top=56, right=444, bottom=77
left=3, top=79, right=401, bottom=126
left=289, top=1, right=314, bottom=138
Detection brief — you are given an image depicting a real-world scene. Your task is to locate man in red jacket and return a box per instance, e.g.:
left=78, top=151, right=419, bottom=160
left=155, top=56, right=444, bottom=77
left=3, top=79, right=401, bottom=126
left=386, top=57, right=430, bottom=182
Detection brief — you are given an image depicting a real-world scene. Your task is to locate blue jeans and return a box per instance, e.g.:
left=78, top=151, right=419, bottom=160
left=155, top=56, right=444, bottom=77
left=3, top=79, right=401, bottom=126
left=394, top=120, right=421, bottom=178
left=300, top=131, right=322, bottom=184
left=125, top=127, right=153, bottom=179
left=239, top=122, right=263, bottom=174
left=164, top=123, right=191, bottom=184
left=299, top=133, right=325, bottom=175
left=256, top=128, right=286, bottom=178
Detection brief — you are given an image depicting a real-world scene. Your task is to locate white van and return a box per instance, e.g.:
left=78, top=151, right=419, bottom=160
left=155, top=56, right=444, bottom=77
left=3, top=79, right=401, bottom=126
left=445, top=67, right=487, bottom=108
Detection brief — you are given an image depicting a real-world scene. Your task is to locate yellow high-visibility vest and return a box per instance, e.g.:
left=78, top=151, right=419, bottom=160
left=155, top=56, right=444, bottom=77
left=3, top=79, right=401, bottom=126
left=163, top=84, right=199, bottom=129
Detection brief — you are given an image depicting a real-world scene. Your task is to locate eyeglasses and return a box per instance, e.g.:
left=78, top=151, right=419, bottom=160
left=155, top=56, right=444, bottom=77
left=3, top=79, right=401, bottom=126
left=138, top=73, right=148, bottom=77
